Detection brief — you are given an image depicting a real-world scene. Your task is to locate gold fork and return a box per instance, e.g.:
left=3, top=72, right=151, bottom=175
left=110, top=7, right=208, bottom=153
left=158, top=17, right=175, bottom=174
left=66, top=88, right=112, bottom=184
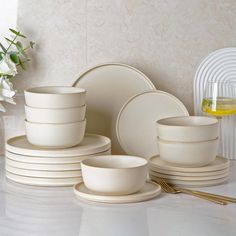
left=152, top=177, right=228, bottom=205
left=150, top=175, right=236, bottom=203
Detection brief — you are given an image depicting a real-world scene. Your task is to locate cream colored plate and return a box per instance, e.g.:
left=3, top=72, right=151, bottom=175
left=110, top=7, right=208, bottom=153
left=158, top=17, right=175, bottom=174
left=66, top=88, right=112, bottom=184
left=73, top=63, right=156, bottom=154
left=6, top=157, right=81, bottom=171
left=149, top=170, right=229, bottom=181
left=149, top=166, right=229, bottom=177
left=150, top=175, right=228, bottom=188
left=6, top=134, right=111, bottom=157
left=6, top=172, right=82, bottom=187
left=6, top=164, right=82, bottom=178
left=149, top=155, right=229, bottom=172
left=116, top=91, right=189, bottom=159
left=5, top=149, right=111, bottom=164
left=73, top=181, right=161, bottom=204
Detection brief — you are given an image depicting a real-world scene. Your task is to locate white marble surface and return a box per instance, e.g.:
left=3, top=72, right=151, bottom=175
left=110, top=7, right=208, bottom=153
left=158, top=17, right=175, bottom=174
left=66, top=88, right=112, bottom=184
left=0, top=158, right=235, bottom=236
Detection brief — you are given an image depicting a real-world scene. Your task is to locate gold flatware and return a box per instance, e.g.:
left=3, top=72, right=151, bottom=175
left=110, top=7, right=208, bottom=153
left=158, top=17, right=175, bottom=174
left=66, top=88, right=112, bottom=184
left=153, top=178, right=228, bottom=205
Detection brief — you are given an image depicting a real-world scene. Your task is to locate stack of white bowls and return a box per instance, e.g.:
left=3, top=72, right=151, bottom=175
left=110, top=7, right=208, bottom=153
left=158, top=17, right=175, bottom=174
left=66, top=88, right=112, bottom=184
left=149, top=116, right=230, bottom=187
left=5, top=86, right=111, bottom=186
left=24, top=86, right=87, bottom=148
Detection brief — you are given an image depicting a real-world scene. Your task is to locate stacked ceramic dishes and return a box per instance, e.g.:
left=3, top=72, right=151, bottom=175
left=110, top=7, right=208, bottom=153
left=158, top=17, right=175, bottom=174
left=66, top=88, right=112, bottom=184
left=5, top=86, right=111, bottom=186
left=149, top=116, right=230, bottom=187
left=24, top=86, right=87, bottom=148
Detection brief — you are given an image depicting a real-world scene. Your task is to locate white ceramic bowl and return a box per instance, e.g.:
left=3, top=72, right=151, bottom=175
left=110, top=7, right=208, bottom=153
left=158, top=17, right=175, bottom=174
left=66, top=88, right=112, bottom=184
left=25, top=105, right=86, bottom=124
left=25, top=119, right=86, bottom=148
left=81, top=155, right=148, bottom=195
left=24, top=86, right=86, bottom=108
left=158, top=138, right=218, bottom=167
left=157, top=116, right=218, bottom=142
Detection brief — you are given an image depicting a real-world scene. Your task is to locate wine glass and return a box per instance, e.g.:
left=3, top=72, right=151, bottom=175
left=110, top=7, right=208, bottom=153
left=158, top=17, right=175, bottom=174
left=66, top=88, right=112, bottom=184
left=202, top=81, right=236, bottom=156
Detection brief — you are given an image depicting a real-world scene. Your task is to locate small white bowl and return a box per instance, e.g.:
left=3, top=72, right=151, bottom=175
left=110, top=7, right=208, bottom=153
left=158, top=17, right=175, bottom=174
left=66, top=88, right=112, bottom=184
left=81, top=155, right=148, bottom=195
left=24, top=86, right=86, bottom=108
left=25, top=119, right=86, bottom=148
left=157, top=116, right=218, bottom=142
left=25, top=105, right=86, bottom=124
left=158, top=138, right=218, bottom=167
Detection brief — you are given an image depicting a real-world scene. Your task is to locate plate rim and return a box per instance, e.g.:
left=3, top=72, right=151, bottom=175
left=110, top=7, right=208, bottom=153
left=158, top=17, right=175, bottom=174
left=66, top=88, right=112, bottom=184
left=73, top=181, right=161, bottom=204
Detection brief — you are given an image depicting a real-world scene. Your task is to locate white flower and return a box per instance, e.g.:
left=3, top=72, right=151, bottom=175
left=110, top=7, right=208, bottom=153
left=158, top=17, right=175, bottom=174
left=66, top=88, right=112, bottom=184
left=0, top=76, right=16, bottom=112
left=0, top=54, right=18, bottom=76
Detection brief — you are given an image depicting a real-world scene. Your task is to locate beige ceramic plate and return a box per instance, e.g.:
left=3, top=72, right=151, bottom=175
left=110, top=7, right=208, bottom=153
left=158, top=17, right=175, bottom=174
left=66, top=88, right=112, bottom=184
left=149, top=170, right=229, bottom=181
left=149, top=155, right=229, bottom=172
left=6, top=172, right=82, bottom=187
left=6, top=164, right=82, bottom=178
left=6, top=134, right=111, bottom=157
left=73, top=63, right=156, bottom=154
left=5, top=149, right=111, bottom=164
left=73, top=181, right=161, bottom=204
left=149, top=166, right=229, bottom=177
left=116, top=91, right=189, bottom=159
left=150, top=175, right=228, bottom=188
left=6, top=157, right=81, bottom=171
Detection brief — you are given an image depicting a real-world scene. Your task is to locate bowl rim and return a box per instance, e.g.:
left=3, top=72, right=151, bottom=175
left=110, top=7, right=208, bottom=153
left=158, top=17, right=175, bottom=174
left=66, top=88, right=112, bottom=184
left=157, top=116, right=218, bottom=127
left=25, top=119, right=86, bottom=126
left=25, top=104, right=86, bottom=111
left=157, top=137, right=219, bottom=144
left=81, top=155, right=148, bottom=170
left=25, top=86, right=86, bottom=95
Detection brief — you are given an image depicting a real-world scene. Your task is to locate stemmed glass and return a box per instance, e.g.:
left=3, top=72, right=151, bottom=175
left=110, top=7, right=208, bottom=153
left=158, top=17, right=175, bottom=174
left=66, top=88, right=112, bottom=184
left=202, top=81, right=236, bottom=156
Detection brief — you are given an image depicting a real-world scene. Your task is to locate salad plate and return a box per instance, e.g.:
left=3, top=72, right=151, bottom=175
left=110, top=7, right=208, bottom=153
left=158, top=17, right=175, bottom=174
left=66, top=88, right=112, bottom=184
left=149, top=155, right=230, bottom=172
left=6, top=164, right=82, bottom=178
left=5, top=149, right=111, bottom=164
left=6, top=172, right=82, bottom=187
left=6, top=134, right=111, bottom=157
left=73, top=63, right=156, bottom=154
left=116, top=91, right=189, bottom=159
left=73, top=181, right=161, bottom=203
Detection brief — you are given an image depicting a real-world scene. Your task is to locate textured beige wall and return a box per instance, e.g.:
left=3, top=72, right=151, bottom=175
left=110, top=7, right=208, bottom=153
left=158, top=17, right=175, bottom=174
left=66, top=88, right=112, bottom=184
left=15, top=0, right=236, bottom=115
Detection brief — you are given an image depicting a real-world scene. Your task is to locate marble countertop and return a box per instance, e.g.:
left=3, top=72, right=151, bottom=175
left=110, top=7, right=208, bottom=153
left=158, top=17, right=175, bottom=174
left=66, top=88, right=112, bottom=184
left=0, top=158, right=235, bottom=236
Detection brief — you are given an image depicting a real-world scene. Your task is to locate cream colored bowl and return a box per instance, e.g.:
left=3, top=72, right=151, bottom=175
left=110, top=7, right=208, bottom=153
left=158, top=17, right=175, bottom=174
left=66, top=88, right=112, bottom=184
left=25, top=105, right=86, bottom=124
left=157, top=116, right=218, bottom=142
left=158, top=138, right=218, bottom=167
left=25, top=119, right=86, bottom=148
left=81, top=155, right=148, bottom=195
left=24, top=86, right=86, bottom=108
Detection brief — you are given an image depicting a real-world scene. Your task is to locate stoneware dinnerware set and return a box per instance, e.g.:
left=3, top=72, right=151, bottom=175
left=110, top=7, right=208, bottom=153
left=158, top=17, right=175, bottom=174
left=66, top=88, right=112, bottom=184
left=5, top=87, right=111, bottom=186
left=4, top=62, right=232, bottom=204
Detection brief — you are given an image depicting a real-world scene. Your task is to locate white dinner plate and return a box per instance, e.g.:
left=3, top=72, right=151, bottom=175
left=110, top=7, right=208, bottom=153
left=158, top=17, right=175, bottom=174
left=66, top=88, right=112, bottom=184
left=6, top=158, right=81, bottom=171
left=149, top=175, right=228, bottom=188
left=6, top=164, right=82, bottom=178
left=149, top=166, right=229, bottom=177
left=116, top=91, right=189, bottom=159
left=5, top=149, right=111, bottom=164
left=6, top=172, right=82, bottom=187
left=149, top=155, right=230, bottom=172
left=73, top=63, right=156, bottom=154
left=149, top=170, right=229, bottom=181
left=73, top=181, right=161, bottom=204
left=6, top=134, right=111, bottom=157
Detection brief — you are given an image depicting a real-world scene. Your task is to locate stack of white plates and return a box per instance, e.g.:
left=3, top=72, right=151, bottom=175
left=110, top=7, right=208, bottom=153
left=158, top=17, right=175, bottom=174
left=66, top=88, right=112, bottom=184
left=149, top=155, right=230, bottom=187
left=5, top=134, right=111, bottom=186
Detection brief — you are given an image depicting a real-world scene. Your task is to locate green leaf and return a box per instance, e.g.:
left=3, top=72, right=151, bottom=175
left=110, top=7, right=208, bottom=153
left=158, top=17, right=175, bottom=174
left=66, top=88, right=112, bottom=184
left=9, top=28, right=26, bottom=38
left=4, top=37, right=16, bottom=45
left=30, top=41, right=35, bottom=49
left=0, top=43, right=7, bottom=53
left=10, top=53, right=19, bottom=64
left=0, top=53, right=3, bottom=61
left=16, top=41, right=24, bottom=54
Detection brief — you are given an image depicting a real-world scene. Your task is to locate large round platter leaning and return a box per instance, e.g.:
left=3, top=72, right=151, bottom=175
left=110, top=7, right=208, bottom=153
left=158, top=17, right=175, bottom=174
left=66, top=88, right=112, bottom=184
left=116, top=91, right=189, bottom=159
left=73, top=63, right=156, bottom=154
